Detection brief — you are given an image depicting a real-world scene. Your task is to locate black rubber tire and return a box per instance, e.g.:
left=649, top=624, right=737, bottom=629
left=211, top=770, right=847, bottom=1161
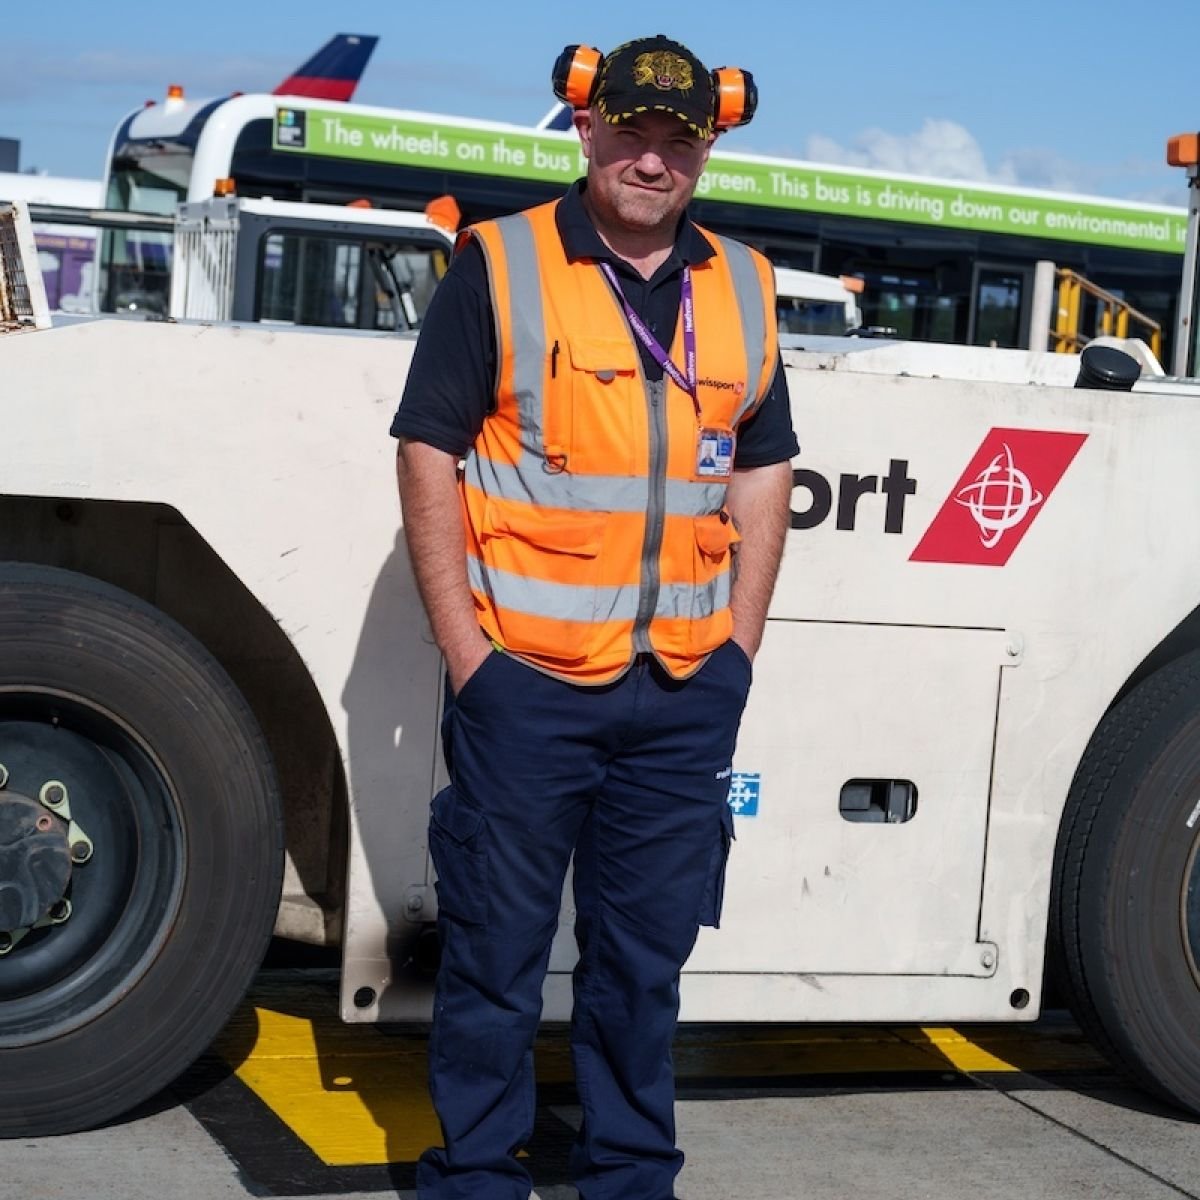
left=0, top=564, right=283, bottom=1136
left=1050, top=649, right=1200, bottom=1115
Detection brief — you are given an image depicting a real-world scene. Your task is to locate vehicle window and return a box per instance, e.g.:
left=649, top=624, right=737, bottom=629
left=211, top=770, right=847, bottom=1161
left=858, top=271, right=958, bottom=342
left=97, top=228, right=173, bottom=317
left=368, top=244, right=447, bottom=331
left=106, top=157, right=190, bottom=217
left=777, top=298, right=849, bottom=336
left=259, top=234, right=362, bottom=327
left=258, top=233, right=448, bottom=331
left=973, top=269, right=1024, bottom=348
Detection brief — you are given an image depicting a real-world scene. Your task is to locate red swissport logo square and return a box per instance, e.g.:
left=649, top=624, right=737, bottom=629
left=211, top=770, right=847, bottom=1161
left=909, top=427, right=1088, bottom=566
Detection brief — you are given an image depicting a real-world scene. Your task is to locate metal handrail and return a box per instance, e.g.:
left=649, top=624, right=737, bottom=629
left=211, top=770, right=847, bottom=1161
left=1053, top=268, right=1163, bottom=360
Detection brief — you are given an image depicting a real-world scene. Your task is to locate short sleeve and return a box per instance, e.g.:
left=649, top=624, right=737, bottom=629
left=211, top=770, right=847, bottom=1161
left=733, top=355, right=799, bottom=468
left=389, top=239, right=496, bottom=457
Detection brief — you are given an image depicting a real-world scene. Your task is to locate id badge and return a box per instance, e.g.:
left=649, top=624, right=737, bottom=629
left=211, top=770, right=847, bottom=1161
left=696, top=427, right=735, bottom=479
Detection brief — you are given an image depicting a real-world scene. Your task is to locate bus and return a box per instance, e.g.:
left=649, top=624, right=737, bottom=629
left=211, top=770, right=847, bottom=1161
left=101, top=88, right=1188, bottom=352
left=0, top=173, right=101, bottom=313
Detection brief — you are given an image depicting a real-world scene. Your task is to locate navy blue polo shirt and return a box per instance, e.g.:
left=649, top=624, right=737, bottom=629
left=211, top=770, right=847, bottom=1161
left=391, top=181, right=798, bottom=467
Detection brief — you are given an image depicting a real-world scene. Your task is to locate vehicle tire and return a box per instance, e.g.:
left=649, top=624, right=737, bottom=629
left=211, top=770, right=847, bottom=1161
left=0, top=563, right=284, bottom=1136
left=1050, top=649, right=1200, bottom=1115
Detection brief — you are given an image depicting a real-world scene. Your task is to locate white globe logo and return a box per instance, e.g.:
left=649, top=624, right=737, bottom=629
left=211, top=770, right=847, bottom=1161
left=954, top=444, right=1043, bottom=549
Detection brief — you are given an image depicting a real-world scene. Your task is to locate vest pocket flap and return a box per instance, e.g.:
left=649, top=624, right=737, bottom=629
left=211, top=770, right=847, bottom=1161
left=567, top=335, right=640, bottom=375
left=486, top=504, right=606, bottom=558
left=694, top=512, right=742, bottom=562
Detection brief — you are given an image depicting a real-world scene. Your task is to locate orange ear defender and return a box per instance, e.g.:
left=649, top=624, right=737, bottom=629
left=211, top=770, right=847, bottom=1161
left=552, top=44, right=604, bottom=109
left=712, top=66, right=757, bottom=130
left=552, top=44, right=757, bottom=129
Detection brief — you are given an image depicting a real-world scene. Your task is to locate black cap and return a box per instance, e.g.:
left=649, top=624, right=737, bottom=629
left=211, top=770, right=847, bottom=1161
left=594, top=35, right=715, bottom=140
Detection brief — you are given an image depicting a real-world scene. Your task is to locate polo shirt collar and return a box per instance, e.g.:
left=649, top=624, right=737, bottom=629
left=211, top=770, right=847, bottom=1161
left=555, top=180, right=716, bottom=272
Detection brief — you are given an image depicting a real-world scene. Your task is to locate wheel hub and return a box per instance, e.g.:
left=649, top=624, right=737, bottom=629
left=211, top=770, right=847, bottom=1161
left=0, top=791, right=72, bottom=934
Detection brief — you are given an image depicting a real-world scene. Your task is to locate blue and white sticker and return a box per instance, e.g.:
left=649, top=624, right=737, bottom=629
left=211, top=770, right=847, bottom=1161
left=727, top=772, right=761, bottom=817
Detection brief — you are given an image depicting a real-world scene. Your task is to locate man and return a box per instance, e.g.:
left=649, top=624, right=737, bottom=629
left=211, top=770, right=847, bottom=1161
left=392, top=34, right=797, bottom=1200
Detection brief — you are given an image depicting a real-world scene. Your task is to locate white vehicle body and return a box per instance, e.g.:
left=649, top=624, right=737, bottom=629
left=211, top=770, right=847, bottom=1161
left=4, top=198, right=1200, bottom=1134
left=169, top=195, right=454, bottom=325
left=774, top=265, right=863, bottom=336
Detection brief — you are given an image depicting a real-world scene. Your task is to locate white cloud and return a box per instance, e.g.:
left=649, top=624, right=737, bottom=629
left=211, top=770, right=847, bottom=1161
left=807, top=119, right=1015, bottom=184
left=804, top=118, right=1096, bottom=194
left=1127, top=184, right=1186, bottom=206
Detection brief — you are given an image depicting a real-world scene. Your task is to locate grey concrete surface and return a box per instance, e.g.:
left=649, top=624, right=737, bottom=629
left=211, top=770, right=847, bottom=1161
left=4, top=1072, right=1199, bottom=1200
left=674, top=1085, right=1199, bottom=1199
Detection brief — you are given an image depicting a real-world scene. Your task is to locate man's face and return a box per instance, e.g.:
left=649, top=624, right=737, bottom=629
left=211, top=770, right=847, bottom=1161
left=574, top=108, right=713, bottom=236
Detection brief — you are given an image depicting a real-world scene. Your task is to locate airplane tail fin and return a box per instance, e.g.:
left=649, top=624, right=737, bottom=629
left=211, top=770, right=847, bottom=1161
left=273, top=34, right=379, bottom=102
left=535, top=102, right=574, bottom=132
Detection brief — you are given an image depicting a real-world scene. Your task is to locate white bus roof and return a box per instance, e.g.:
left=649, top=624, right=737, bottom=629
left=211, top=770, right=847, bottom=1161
left=0, top=173, right=102, bottom=208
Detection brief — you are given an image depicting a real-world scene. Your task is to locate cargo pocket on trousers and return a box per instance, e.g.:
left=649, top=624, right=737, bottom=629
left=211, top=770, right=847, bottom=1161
left=429, top=785, right=489, bottom=926
left=698, top=802, right=736, bottom=929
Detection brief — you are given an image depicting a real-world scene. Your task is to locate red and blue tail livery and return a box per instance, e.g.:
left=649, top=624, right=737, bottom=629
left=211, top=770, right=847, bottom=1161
left=273, top=34, right=379, bottom=102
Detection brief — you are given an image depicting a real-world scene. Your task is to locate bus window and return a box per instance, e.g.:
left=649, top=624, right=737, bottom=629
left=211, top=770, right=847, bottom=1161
left=99, top=152, right=188, bottom=315
left=106, top=158, right=189, bottom=217
left=859, top=271, right=959, bottom=342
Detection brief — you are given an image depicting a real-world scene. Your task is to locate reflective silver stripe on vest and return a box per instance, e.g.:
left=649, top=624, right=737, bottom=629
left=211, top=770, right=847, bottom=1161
left=479, top=212, right=546, bottom=448
left=464, top=454, right=726, bottom=516
left=467, top=556, right=730, bottom=622
left=716, top=234, right=768, bottom=426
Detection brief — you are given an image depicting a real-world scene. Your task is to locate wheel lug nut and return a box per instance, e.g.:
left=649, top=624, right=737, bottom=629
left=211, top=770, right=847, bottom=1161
left=70, top=841, right=91, bottom=864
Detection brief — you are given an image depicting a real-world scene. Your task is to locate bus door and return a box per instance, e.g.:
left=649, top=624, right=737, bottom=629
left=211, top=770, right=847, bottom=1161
left=969, top=261, right=1034, bottom=349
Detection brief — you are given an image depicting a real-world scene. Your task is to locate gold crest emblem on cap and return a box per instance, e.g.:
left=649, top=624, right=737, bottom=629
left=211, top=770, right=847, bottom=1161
left=633, top=51, right=694, bottom=93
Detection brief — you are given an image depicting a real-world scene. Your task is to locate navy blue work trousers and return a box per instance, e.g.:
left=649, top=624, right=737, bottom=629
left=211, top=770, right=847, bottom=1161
left=416, top=641, right=750, bottom=1200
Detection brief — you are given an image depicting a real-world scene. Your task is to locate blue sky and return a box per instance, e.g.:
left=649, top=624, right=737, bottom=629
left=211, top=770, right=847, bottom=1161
left=3, top=0, right=1193, bottom=206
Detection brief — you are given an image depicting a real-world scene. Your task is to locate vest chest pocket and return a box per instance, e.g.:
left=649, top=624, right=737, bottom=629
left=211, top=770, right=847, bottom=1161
left=480, top=501, right=609, bottom=655
left=546, top=335, right=642, bottom=476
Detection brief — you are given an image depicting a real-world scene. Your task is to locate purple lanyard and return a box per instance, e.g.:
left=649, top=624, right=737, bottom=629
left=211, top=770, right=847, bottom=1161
left=598, top=262, right=699, bottom=419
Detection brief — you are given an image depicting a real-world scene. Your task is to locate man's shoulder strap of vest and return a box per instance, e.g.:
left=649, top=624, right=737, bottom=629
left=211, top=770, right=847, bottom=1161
left=690, top=223, right=779, bottom=410
left=454, top=199, right=561, bottom=260
left=691, top=224, right=775, bottom=297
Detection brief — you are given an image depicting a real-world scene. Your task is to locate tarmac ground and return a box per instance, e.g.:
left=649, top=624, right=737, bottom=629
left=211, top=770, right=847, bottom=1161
left=4, top=966, right=1200, bottom=1200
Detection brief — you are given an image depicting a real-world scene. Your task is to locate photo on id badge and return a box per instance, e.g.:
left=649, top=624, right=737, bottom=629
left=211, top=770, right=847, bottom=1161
left=696, top=428, right=735, bottom=478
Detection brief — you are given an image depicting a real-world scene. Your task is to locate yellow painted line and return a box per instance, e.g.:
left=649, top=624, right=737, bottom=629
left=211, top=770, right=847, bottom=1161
left=211, top=977, right=1106, bottom=1168
left=914, top=1026, right=1023, bottom=1073
left=222, top=1006, right=438, bottom=1167
left=902, top=1023, right=1105, bottom=1074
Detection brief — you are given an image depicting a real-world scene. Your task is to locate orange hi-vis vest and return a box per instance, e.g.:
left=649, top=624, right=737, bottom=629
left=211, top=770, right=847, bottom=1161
left=460, top=198, right=778, bottom=684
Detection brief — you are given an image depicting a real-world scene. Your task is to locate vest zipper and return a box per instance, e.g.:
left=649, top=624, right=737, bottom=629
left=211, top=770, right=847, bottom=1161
left=633, top=377, right=668, bottom=654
